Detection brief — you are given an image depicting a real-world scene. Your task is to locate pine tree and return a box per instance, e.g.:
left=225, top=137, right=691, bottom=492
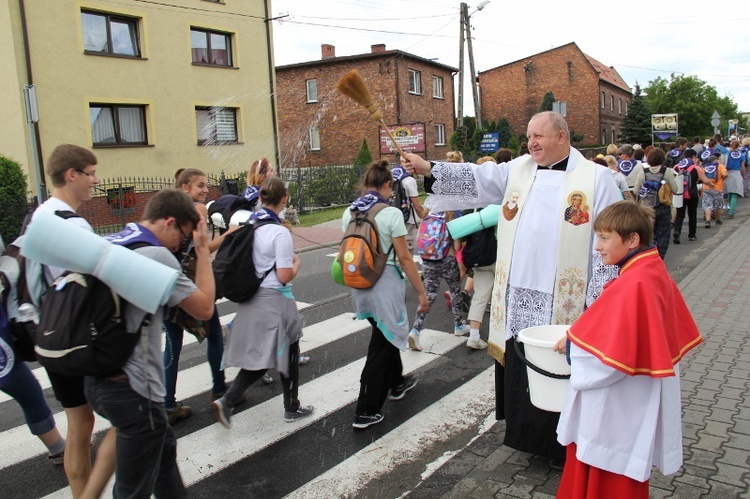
left=497, top=118, right=513, bottom=148
left=353, top=138, right=373, bottom=177
left=619, top=83, right=652, bottom=145
left=539, top=92, right=555, bottom=112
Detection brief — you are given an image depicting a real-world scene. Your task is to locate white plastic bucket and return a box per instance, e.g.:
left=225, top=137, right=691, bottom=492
left=516, top=325, right=571, bottom=412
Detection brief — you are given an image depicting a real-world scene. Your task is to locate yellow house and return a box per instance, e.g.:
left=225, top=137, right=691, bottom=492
left=0, top=0, right=278, bottom=199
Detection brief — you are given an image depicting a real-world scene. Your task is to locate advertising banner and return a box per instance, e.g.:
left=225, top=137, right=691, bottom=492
left=380, top=123, right=425, bottom=154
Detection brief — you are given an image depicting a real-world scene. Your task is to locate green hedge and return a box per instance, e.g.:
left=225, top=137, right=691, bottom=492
left=0, top=154, right=30, bottom=243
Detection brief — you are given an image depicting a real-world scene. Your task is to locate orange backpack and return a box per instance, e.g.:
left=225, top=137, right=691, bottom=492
left=339, top=203, right=392, bottom=289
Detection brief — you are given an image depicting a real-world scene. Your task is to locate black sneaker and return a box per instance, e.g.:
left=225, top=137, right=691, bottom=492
left=673, top=233, right=680, bottom=244
left=352, top=413, right=384, bottom=429
left=716, top=219, right=723, bottom=226
left=689, top=236, right=696, bottom=241
left=705, top=221, right=711, bottom=228
left=388, top=375, right=418, bottom=401
left=284, top=405, right=314, bottom=422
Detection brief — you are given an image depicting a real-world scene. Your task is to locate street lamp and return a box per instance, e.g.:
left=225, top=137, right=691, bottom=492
left=457, top=1, right=490, bottom=131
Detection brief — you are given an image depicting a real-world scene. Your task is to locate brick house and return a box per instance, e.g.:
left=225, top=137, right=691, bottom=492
left=478, top=42, right=632, bottom=146
left=275, top=44, right=457, bottom=167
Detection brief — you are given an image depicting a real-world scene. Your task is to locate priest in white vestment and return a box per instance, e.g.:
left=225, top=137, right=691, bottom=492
left=402, top=112, right=622, bottom=463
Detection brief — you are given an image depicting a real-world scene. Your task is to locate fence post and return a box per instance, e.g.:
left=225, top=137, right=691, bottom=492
left=296, top=165, right=303, bottom=213
left=117, top=182, right=126, bottom=230
left=219, top=170, right=226, bottom=196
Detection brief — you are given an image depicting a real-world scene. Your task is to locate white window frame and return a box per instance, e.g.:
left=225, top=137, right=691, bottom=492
left=435, top=124, right=446, bottom=146
left=408, top=69, right=422, bottom=95
left=601, top=91, right=605, bottom=109
left=195, top=106, right=238, bottom=145
left=610, top=95, right=614, bottom=111
left=432, top=76, right=444, bottom=99
left=306, top=79, right=317, bottom=103
left=309, top=126, right=320, bottom=151
left=625, top=101, right=628, bottom=115
left=618, top=98, right=622, bottom=114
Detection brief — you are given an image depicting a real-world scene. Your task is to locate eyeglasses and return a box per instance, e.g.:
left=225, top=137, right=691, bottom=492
left=76, top=169, right=97, bottom=178
left=177, top=224, right=192, bottom=243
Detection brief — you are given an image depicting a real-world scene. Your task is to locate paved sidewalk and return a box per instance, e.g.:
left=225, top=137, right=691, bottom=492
left=290, top=219, right=341, bottom=253
left=410, top=218, right=750, bottom=498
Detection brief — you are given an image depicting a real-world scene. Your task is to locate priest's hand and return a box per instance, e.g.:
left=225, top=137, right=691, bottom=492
left=402, top=152, right=431, bottom=177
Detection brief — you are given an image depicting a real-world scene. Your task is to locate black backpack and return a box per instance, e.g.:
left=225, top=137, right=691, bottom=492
left=33, top=242, right=151, bottom=377
left=462, top=225, right=497, bottom=268
left=0, top=209, right=81, bottom=362
left=213, top=219, right=279, bottom=303
left=207, top=195, right=257, bottom=234
left=389, top=177, right=414, bottom=223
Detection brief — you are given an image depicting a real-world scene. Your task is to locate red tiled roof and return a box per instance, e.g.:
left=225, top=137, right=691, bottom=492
left=584, top=53, right=631, bottom=93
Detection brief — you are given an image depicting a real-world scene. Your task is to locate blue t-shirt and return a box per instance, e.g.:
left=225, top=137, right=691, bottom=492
left=726, top=150, right=746, bottom=171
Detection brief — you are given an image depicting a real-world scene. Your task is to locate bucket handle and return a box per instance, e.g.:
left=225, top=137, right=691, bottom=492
left=513, top=336, right=571, bottom=380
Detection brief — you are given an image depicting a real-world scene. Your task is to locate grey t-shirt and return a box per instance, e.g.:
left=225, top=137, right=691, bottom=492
left=122, top=246, right=196, bottom=402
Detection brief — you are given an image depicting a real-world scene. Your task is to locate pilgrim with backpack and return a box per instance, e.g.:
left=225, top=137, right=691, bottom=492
left=407, top=210, right=470, bottom=351
left=342, top=161, right=428, bottom=430
left=672, top=150, right=701, bottom=244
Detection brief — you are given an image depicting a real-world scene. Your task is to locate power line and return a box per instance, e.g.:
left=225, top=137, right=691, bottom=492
left=276, top=19, right=457, bottom=39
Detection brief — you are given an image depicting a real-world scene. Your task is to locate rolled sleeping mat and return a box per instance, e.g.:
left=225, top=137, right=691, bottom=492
left=18, top=210, right=179, bottom=314
left=446, top=204, right=501, bottom=239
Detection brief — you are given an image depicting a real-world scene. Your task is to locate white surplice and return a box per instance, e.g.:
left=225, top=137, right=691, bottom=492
left=557, top=343, right=684, bottom=482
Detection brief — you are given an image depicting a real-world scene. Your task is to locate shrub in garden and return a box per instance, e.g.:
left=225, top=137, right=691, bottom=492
left=0, top=154, right=30, bottom=243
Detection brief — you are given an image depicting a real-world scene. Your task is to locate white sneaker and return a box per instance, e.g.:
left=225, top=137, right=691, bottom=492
left=467, top=338, right=487, bottom=350
left=454, top=324, right=471, bottom=336
left=408, top=330, right=422, bottom=351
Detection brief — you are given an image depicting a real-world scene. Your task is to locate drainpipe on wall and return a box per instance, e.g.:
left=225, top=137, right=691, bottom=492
left=264, top=0, right=280, bottom=169
left=19, top=0, right=47, bottom=201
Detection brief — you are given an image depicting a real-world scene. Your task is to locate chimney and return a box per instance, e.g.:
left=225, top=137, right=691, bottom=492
left=371, top=44, right=386, bottom=53
left=321, top=44, right=335, bottom=59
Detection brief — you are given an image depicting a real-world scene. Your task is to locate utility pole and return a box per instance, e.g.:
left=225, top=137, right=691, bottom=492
left=457, top=2, right=488, bottom=133
left=457, top=5, right=465, bottom=131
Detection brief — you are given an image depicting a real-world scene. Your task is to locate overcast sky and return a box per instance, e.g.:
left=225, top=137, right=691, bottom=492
left=271, top=0, right=750, bottom=125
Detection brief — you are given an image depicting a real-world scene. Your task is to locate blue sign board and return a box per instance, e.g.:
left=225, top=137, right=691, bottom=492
left=479, top=132, right=499, bottom=153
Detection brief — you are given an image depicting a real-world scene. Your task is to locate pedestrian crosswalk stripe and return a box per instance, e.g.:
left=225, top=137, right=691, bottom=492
left=0, top=302, right=311, bottom=405
left=173, top=329, right=464, bottom=489
left=42, top=329, right=465, bottom=497
left=0, top=311, right=363, bottom=470
left=286, top=366, right=495, bottom=497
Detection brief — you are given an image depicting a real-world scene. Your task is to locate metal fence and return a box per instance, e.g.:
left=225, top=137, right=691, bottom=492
left=1, top=164, right=423, bottom=238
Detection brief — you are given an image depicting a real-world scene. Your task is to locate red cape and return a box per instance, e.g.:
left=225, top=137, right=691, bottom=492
left=568, top=248, right=702, bottom=377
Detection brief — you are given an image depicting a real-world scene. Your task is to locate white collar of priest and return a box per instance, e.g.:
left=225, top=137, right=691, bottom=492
left=538, top=156, right=569, bottom=171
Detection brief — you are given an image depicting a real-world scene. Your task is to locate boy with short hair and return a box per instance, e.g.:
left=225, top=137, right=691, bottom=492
left=84, top=189, right=216, bottom=498
left=554, top=201, right=702, bottom=498
left=33, top=144, right=115, bottom=498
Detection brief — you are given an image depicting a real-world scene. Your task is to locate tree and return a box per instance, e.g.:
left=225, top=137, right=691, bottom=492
left=497, top=118, right=513, bottom=148
left=450, top=116, right=475, bottom=159
left=620, top=83, right=652, bottom=145
left=353, top=138, right=372, bottom=176
left=644, top=74, right=741, bottom=139
left=539, top=92, right=555, bottom=112
left=0, top=154, right=29, bottom=243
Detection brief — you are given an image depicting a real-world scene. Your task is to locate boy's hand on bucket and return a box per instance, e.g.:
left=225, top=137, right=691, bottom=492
left=552, top=337, right=568, bottom=355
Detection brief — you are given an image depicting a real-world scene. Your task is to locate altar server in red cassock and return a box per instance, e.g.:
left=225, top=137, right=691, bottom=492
left=554, top=201, right=702, bottom=499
